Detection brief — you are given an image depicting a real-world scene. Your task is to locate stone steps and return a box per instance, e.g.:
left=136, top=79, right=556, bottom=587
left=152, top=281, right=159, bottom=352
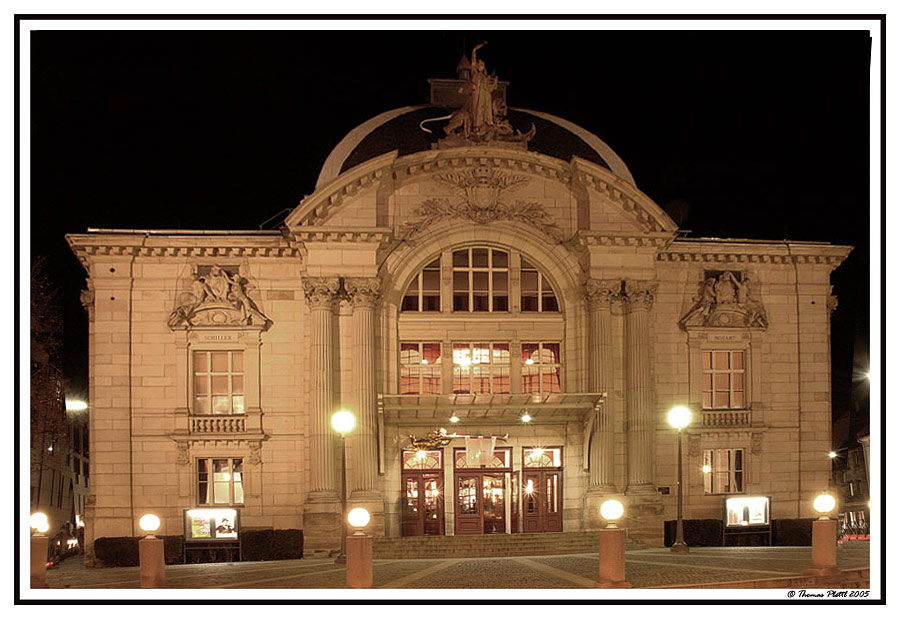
left=373, top=531, right=644, bottom=559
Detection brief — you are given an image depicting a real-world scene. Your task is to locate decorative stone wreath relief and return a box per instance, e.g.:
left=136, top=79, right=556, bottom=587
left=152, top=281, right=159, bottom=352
left=167, top=265, right=272, bottom=329
left=679, top=270, right=768, bottom=329
left=400, top=166, right=564, bottom=242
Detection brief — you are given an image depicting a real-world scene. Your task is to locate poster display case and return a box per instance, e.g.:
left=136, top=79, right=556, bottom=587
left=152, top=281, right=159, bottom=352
left=183, top=508, right=241, bottom=562
left=722, top=496, right=772, bottom=545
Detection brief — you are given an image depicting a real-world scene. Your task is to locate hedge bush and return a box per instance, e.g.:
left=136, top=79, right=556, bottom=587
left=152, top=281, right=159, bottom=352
left=772, top=518, right=815, bottom=546
left=663, top=519, right=723, bottom=547
left=93, top=536, right=184, bottom=567
left=240, top=529, right=303, bottom=561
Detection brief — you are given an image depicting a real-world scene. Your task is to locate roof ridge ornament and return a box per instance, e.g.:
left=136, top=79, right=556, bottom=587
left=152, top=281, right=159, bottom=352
left=420, top=43, right=536, bottom=149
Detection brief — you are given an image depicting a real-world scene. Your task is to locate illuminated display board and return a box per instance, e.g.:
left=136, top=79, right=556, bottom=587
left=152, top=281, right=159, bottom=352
left=183, top=508, right=239, bottom=541
left=724, top=496, right=770, bottom=527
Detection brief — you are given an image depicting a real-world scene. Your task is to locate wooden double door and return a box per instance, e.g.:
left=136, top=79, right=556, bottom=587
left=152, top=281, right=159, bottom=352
left=401, top=472, right=444, bottom=536
left=454, top=472, right=519, bottom=535
left=522, top=470, right=563, bottom=533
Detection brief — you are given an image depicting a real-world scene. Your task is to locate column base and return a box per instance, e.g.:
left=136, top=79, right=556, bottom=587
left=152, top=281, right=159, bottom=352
left=625, top=484, right=658, bottom=495
left=670, top=542, right=690, bottom=553
left=302, top=495, right=342, bottom=557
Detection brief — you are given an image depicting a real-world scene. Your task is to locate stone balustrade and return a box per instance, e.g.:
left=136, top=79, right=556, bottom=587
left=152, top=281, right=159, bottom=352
left=701, top=410, right=751, bottom=427
left=190, top=415, right=246, bottom=434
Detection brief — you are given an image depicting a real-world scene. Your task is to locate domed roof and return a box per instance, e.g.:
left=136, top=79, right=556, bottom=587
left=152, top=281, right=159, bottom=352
left=315, top=105, right=635, bottom=190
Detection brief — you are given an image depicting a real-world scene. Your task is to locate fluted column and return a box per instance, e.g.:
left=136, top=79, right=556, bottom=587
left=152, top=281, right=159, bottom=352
left=585, top=279, right=620, bottom=492
left=624, top=280, right=658, bottom=494
left=303, top=277, right=341, bottom=499
left=345, top=277, right=381, bottom=497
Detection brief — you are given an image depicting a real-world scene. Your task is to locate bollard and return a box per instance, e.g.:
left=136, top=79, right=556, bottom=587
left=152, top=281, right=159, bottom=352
left=596, top=527, right=631, bottom=589
left=139, top=536, right=166, bottom=588
left=31, top=534, right=49, bottom=589
left=804, top=518, right=841, bottom=583
left=346, top=533, right=373, bottom=588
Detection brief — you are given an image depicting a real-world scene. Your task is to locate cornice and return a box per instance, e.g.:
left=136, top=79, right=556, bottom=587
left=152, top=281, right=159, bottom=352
left=288, top=227, right=394, bottom=245
left=657, top=240, right=852, bottom=266
left=576, top=232, right=675, bottom=249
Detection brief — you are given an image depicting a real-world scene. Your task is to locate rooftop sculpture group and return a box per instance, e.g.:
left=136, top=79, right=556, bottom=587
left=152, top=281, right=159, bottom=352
left=421, top=42, right=535, bottom=146
left=679, top=271, right=768, bottom=329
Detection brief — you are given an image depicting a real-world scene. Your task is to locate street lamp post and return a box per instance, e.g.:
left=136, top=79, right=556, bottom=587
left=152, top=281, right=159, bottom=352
left=805, top=493, right=841, bottom=584
left=667, top=405, right=692, bottom=553
left=331, top=410, right=356, bottom=565
left=30, top=512, right=50, bottom=589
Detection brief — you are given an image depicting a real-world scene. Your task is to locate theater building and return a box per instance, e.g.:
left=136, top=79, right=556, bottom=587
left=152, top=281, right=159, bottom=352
left=67, top=53, right=850, bottom=560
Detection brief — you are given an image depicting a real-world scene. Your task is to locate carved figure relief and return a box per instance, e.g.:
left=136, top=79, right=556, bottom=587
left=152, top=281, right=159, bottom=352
left=401, top=166, right=563, bottom=241
left=167, top=265, right=272, bottom=329
left=679, top=271, right=768, bottom=329
left=419, top=43, right=535, bottom=147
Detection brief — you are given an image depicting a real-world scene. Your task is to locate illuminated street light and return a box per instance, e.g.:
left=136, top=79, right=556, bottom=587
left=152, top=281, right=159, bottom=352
left=828, top=451, right=837, bottom=459
left=813, top=493, right=837, bottom=519
left=31, top=512, right=49, bottom=534
left=667, top=406, right=691, bottom=553
left=600, top=499, right=625, bottom=528
left=331, top=410, right=356, bottom=565
left=348, top=507, right=371, bottom=531
left=65, top=400, right=88, bottom=412
left=139, top=513, right=161, bottom=537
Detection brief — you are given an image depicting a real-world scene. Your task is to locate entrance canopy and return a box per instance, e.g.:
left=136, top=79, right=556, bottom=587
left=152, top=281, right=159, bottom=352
left=377, top=393, right=606, bottom=425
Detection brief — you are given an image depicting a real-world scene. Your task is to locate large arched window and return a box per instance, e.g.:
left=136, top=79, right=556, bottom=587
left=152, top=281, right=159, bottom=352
left=400, top=247, right=559, bottom=314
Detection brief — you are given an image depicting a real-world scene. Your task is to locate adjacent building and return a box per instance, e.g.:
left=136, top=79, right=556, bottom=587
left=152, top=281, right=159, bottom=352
left=67, top=52, right=851, bottom=560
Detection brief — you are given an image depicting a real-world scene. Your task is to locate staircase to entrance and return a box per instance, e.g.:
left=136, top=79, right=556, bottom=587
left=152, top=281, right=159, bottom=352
left=374, top=531, right=645, bottom=559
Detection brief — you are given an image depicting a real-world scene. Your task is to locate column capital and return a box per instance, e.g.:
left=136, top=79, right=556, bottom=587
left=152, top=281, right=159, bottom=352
left=345, top=277, right=382, bottom=309
left=623, top=280, right=658, bottom=311
left=303, top=277, right=341, bottom=310
left=584, top=279, right=622, bottom=310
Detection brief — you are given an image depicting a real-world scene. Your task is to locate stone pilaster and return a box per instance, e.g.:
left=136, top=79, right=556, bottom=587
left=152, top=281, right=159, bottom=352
left=301, top=277, right=342, bottom=556
left=303, top=277, right=341, bottom=500
left=584, top=279, right=620, bottom=492
left=623, top=280, right=658, bottom=495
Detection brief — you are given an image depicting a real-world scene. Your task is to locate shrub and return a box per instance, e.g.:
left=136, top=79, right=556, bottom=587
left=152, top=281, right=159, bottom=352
left=94, top=536, right=185, bottom=567
left=663, top=519, right=723, bottom=546
left=772, top=518, right=815, bottom=546
left=240, top=529, right=303, bottom=561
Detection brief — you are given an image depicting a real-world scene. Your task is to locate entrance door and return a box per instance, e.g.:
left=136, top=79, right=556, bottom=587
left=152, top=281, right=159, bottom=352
left=402, top=473, right=444, bottom=536
left=454, top=473, right=507, bottom=535
left=522, top=470, right=563, bottom=532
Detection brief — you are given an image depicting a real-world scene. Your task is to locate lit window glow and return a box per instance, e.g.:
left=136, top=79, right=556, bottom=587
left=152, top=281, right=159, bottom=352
left=65, top=400, right=88, bottom=412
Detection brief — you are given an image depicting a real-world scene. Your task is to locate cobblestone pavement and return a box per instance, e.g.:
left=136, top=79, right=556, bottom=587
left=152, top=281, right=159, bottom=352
left=44, top=541, right=870, bottom=590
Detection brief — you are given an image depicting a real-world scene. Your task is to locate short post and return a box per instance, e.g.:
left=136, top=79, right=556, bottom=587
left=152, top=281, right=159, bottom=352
left=346, top=507, right=373, bottom=589
left=804, top=493, right=841, bottom=584
left=595, top=499, right=631, bottom=589
left=30, top=534, right=49, bottom=589
left=138, top=513, right=165, bottom=588
left=30, top=512, right=50, bottom=589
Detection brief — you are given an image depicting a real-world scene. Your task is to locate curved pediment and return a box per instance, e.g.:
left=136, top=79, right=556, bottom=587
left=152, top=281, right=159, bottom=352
left=284, top=149, right=677, bottom=242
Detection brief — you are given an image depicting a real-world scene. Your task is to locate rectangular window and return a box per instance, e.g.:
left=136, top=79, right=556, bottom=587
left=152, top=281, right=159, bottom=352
left=400, top=343, right=442, bottom=394
left=521, top=343, right=562, bottom=394
left=197, top=457, right=244, bottom=505
left=703, top=448, right=744, bottom=494
left=452, top=342, right=510, bottom=394
left=701, top=350, right=745, bottom=409
left=452, top=248, right=509, bottom=313
left=193, top=351, right=244, bottom=414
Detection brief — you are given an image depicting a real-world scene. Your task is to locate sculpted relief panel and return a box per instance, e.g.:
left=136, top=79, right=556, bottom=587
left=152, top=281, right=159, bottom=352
left=167, top=265, right=272, bottom=329
left=400, top=165, right=563, bottom=241
left=679, top=271, right=767, bottom=329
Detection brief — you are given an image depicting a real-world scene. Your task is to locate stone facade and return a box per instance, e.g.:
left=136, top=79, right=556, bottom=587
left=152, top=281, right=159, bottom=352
left=67, top=67, right=850, bottom=560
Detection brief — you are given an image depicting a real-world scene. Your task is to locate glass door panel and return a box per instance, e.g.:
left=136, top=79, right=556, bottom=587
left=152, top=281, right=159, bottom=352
left=422, top=474, right=444, bottom=536
left=402, top=476, right=421, bottom=536
left=455, top=475, right=482, bottom=535
left=482, top=474, right=506, bottom=534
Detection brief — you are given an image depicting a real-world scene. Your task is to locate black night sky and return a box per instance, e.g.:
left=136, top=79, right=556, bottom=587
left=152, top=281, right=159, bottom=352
left=28, top=26, right=872, bottom=423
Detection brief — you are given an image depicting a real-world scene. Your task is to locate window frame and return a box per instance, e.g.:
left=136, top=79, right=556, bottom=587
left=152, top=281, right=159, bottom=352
left=703, top=448, right=745, bottom=495
left=196, top=457, right=245, bottom=506
left=192, top=349, right=246, bottom=415
left=701, top=349, right=747, bottom=410
left=520, top=342, right=563, bottom=394
left=451, top=342, right=511, bottom=394
left=399, top=342, right=443, bottom=394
